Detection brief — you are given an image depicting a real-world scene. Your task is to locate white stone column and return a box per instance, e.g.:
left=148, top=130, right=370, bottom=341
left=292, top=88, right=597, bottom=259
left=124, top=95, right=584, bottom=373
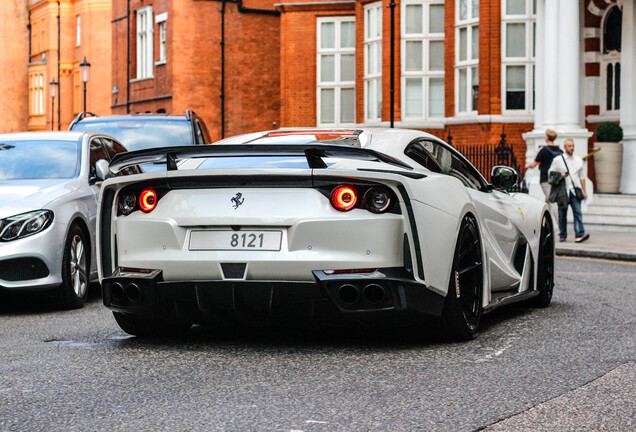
left=620, top=0, right=636, bottom=194
left=522, top=0, right=550, bottom=200
left=544, top=0, right=559, bottom=128
left=523, top=0, right=592, bottom=201
left=556, top=0, right=581, bottom=130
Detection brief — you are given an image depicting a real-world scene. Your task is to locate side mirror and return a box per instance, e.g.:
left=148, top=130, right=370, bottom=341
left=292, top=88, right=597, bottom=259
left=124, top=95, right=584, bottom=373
left=491, top=166, right=519, bottom=190
left=95, top=159, right=112, bottom=181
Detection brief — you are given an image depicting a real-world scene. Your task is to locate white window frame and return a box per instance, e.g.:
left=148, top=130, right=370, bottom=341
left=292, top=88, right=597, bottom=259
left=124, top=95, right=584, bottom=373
left=600, top=6, right=621, bottom=116
left=155, top=12, right=168, bottom=65
left=501, top=0, right=535, bottom=114
left=76, top=14, right=81, bottom=47
left=401, top=0, right=445, bottom=121
left=364, top=2, right=383, bottom=123
left=30, top=73, right=45, bottom=116
left=136, top=6, right=154, bottom=80
left=316, top=16, right=356, bottom=127
left=455, top=0, right=479, bottom=115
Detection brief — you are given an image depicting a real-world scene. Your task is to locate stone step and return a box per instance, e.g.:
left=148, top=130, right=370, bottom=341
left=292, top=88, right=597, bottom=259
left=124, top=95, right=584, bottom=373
left=584, top=205, right=636, bottom=217
left=590, top=193, right=636, bottom=208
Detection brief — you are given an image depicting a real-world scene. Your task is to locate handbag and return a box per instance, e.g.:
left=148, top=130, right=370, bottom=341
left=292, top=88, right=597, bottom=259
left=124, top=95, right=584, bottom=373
left=561, top=155, right=585, bottom=201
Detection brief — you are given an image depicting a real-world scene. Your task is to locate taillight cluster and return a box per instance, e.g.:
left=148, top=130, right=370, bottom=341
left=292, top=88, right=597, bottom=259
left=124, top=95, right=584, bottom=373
left=118, top=188, right=160, bottom=215
left=330, top=185, right=396, bottom=214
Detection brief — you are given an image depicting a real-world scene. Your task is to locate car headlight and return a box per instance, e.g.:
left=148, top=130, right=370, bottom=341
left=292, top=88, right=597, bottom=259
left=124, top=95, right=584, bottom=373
left=0, top=210, right=54, bottom=242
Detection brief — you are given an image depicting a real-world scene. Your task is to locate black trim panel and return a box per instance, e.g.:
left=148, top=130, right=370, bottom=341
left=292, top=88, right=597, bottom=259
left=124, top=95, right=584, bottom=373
left=397, top=185, right=425, bottom=280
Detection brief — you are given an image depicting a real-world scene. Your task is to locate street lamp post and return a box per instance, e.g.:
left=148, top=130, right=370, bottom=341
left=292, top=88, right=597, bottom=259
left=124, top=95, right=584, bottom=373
left=49, top=79, right=58, bottom=131
left=79, top=57, right=91, bottom=113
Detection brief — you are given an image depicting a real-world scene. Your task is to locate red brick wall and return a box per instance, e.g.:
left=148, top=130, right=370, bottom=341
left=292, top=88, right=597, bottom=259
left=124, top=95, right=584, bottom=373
left=112, top=0, right=280, bottom=141
left=0, top=0, right=28, bottom=132
left=280, top=2, right=355, bottom=127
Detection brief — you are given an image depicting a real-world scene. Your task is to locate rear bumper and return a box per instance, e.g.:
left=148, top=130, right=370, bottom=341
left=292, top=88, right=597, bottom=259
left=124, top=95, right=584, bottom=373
left=102, top=268, right=445, bottom=327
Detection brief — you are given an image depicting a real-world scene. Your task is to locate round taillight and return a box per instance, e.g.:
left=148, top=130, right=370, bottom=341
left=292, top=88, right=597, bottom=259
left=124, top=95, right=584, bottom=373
left=364, top=187, right=393, bottom=213
left=331, top=186, right=357, bottom=211
left=139, top=189, right=157, bottom=213
left=118, top=192, right=137, bottom=215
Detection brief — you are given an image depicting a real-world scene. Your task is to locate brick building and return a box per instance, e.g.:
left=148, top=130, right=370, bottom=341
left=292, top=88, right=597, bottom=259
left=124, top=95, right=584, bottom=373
left=3, top=0, right=634, bottom=194
left=5, top=0, right=113, bottom=132
left=110, top=0, right=281, bottom=141
left=0, top=1, right=29, bottom=132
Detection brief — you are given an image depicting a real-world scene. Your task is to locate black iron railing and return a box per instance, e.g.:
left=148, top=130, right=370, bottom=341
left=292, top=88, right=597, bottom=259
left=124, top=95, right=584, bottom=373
left=450, top=127, right=528, bottom=193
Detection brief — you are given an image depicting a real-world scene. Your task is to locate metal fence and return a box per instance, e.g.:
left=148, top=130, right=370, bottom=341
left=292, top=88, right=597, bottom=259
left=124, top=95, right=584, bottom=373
left=449, top=128, right=528, bottom=193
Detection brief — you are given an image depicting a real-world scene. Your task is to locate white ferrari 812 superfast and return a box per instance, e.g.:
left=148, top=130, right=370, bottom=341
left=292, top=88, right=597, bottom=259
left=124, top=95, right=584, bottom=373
left=96, top=128, right=555, bottom=340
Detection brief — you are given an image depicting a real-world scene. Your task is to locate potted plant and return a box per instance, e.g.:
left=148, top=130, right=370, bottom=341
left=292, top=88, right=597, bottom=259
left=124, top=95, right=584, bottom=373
left=594, top=122, right=623, bottom=193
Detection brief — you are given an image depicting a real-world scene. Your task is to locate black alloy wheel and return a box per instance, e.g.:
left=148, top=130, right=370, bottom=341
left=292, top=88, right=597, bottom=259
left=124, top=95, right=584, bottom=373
left=529, top=213, right=555, bottom=307
left=441, top=215, right=484, bottom=341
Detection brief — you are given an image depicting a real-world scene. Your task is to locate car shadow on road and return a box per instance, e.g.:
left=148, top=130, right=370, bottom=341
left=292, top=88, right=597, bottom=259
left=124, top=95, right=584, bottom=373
left=0, top=282, right=102, bottom=315
left=112, top=304, right=544, bottom=351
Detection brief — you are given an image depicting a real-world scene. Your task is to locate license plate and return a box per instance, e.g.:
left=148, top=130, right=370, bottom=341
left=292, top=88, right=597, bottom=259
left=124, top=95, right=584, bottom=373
left=189, top=230, right=283, bottom=251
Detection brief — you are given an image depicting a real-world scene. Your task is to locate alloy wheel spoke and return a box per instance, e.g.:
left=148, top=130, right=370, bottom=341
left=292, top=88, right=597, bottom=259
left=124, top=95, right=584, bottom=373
left=459, top=261, right=482, bottom=276
left=459, top=238, right=480, bottom=261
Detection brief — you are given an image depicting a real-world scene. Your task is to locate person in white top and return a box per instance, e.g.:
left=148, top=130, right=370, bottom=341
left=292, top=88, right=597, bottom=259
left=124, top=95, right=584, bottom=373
left=548, top=139, right=590, bottom=243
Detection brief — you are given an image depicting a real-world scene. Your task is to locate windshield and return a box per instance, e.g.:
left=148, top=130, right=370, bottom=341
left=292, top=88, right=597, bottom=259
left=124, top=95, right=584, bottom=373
left=0, top=139, right=80, bottom=180
left=73, top=119, right=191, bottom=151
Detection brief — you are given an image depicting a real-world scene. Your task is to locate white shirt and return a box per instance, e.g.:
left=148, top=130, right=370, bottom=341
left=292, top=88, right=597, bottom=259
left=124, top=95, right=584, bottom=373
left=549, top=153, right=585, bottom=195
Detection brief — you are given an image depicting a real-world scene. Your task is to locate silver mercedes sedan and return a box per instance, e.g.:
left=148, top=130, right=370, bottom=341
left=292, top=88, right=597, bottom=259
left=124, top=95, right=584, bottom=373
left=0, top=132, right=130, bottom=309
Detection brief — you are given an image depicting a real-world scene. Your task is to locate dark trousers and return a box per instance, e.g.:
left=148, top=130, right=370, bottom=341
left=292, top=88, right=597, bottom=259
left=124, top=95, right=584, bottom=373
left=558, top=192, right=585, bottom=239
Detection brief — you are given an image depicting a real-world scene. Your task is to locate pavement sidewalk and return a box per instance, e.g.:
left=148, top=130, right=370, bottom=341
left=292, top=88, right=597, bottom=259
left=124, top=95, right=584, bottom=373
left=555, top=228, right=636, bottom=261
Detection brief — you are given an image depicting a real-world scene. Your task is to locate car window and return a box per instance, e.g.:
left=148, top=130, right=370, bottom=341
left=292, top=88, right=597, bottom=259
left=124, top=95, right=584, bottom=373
left=71, top=119, right=192, bottom=151
left=89, top=138, right=110, bottom=180
left=100, top=137, right=126, bottom=159
left=194, top=121, right=205, bottom=145
left=406, top=139, right=485, bottom=190
left=0, top=139, right=80, bottom=180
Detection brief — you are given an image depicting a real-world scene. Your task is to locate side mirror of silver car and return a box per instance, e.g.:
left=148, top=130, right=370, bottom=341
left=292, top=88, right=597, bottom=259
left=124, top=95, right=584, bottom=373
left=491, top=166, right=519, bottom=190
left=95, top=159, right=112, bottom=181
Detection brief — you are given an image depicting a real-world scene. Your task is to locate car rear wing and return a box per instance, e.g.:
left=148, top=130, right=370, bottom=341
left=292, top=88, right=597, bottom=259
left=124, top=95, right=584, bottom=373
left=107, top=144, right=413, bottom=173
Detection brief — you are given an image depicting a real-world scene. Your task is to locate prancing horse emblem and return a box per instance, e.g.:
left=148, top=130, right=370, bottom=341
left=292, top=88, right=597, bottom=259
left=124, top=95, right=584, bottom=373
left=231, top=193, right=245, bottom=209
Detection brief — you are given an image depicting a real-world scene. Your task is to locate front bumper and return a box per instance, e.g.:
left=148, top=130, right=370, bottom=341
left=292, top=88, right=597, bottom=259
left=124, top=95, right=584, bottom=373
left=0, top=222, right=66, bottom=291
left=102, top=267, right=445, bottom=327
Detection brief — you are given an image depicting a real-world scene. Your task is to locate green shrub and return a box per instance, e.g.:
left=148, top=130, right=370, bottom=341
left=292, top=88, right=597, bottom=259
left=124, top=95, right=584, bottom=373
left=595, top=122, right=623, bottom=142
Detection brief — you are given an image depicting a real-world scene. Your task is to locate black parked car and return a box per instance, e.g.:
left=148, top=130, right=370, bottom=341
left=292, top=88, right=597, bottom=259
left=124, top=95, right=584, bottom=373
left=68, top=110, right=211, bottom=150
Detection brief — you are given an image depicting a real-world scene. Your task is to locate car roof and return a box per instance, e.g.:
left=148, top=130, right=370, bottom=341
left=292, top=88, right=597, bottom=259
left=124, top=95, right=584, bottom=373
left=76, top=115, right=189, bottom=123
left=0, top=131, right=88, bottom=141
left=214, top=127, right=443, bottom=162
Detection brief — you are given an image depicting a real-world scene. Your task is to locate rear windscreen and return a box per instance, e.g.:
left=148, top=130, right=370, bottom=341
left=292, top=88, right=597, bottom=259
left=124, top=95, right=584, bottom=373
left=196, top=156, right=311, bottom=170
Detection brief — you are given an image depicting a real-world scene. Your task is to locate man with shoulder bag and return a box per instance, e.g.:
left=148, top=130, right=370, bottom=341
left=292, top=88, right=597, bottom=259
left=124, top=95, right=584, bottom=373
left=548, top=139, right=590, bottom=243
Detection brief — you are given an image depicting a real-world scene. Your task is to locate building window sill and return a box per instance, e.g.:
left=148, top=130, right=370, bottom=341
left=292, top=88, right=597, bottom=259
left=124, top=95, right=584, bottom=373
left=130, top=76, right=154, bottom=83
left=155, top=60, right=166, bottom=66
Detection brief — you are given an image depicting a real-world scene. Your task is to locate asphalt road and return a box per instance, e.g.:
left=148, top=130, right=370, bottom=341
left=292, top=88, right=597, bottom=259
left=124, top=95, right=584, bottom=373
left=0, top=257, right=634, bottom=432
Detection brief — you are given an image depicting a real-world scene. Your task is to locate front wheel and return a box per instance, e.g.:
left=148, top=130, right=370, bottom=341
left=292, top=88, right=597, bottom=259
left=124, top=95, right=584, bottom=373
left=440, top=215, right=484, bottom=341
left=113, top=312, right=192, bottom=337
left=58, top=225, right=89, bottom=309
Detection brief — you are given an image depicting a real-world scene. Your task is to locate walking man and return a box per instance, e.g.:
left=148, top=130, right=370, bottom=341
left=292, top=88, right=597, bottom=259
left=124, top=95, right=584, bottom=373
left=548, top=139, right=590, bottom=243
left=526, top=129, right=563, bottom=203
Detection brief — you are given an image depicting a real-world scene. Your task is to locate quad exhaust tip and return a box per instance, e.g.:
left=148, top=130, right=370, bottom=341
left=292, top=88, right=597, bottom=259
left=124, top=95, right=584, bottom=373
left=111, top=282, right=124, bottom=302
left=337, top=284, right=360, bottom=304
left=125, top=283, right=142, bottom=303
left=363, top=284, right=386, bottom=304
left=110, top=281, right=142, bottom=303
